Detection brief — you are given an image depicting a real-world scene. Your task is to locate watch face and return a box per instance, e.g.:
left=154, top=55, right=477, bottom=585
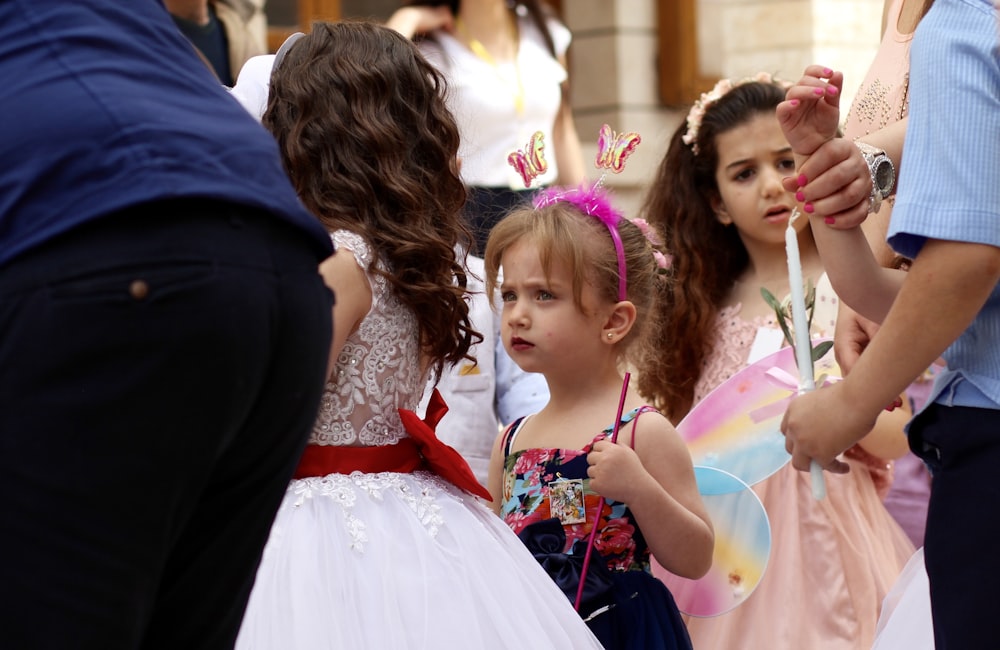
left=874, top=160, right=894, bottom=194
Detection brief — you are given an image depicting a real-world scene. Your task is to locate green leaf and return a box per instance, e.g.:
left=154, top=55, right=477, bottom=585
left=760, top=287, right=782, bottom=312
left=805, top=281, right=817, bottom=328
left=811, top=340, right=834, bottom=362
left=761, top=286, right=795, bottom=350
left=761, top=280, right=830, bottom=377
left=775, top=315, right=796, bottom=352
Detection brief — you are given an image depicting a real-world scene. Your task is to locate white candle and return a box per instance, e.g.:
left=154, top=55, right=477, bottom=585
left=785, top=211, right=815, bottom=391
left=784, top=209, right=826, bottom=499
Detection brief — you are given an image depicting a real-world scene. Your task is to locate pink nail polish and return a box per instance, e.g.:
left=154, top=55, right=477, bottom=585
left=826, top=85, right=839, bottom=96
left=823, top=67, right=833, bottom=76
left=813, top=87, right=824, bottom=96
left=804, top=203, right=815, bottom=214
left=824, top=217, right=835, bottom=225
left=795, top=191, right=805, bottom=202
left=797, top=174, right=808, bottom=186
left=790, top=99, right=800, bottom=107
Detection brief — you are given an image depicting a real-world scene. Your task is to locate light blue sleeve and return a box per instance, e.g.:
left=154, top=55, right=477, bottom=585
left=887, top=0, right=1000, bottom=258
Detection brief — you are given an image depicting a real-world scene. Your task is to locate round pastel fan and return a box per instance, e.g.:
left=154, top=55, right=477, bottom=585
left=653, top=466, right=770, bottom=617
left=678, top=342, right=840, bottom=487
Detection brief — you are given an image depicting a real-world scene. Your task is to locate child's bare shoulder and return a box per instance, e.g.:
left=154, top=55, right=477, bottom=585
left=628, top=408, right=686, bottom=448
left=628, top=409, right=699, bottom=480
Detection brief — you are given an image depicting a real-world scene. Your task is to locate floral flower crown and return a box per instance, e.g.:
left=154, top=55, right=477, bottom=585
left=682, top=72, right=789, bottom=155
left=508, top=124, right=669, bottom=302
left=632, top=218, right=672, bottom=273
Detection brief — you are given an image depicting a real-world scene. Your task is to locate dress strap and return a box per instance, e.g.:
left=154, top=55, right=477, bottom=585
left=599, top=405, right=658, bottom=447
left=627, top=405, right=658, bottom=449
left=502, top=416, right=528, bottom=458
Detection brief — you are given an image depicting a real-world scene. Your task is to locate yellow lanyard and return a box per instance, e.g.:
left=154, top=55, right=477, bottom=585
left=455, top=16, right=525, bottom=116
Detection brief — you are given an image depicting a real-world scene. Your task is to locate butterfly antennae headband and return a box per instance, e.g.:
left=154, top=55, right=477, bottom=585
left=509, top=125, right=642, bottom=301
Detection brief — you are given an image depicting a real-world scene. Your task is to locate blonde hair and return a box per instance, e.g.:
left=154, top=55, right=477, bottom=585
left=484, top=198, right=667, bottom=371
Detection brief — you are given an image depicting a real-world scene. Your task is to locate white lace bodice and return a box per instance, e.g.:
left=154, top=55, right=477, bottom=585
left=310, top=230, right=425, bottom=447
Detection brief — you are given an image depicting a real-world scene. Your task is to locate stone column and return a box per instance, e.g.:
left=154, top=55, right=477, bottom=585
left=561, top=0, right=883, bottom=216
left=563, top=0, right=676, bottom=215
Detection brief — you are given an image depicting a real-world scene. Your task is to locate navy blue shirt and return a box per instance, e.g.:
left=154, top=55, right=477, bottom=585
left=0, top=0, right=331, bottom=266
left=171, top=7, right=234, bottom=86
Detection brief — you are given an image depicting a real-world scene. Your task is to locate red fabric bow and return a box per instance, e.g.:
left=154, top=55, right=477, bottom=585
left=397, top=389, right=493, bottom=501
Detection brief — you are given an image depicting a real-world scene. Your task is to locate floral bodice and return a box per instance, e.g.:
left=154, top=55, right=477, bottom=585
left=309, top=230, right=425, bottom=447
left=500, top=408, right=652, bottom=573
left=693, top=305, right=779, bottom=405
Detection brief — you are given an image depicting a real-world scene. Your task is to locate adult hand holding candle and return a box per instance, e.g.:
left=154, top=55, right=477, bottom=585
left=784, top=208, right=827, bottom=500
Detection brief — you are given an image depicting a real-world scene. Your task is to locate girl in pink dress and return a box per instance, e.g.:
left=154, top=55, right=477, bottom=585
left=637, top=76, right=915, bottom=649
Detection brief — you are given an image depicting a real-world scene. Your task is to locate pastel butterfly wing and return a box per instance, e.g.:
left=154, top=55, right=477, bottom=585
left=507, top=150, right=535, bottom=187
left=595, top=124, right=641, bottom=173
left=507, top=131, right=548, bottom=187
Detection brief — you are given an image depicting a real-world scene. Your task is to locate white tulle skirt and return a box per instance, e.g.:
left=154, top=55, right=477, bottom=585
left=871, top=548, right=933, bottom=650
left=236, top=470, right=603, bottom=650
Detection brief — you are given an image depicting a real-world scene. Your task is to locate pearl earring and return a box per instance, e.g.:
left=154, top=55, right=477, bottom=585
left=607, top=333, right=614, bottom=339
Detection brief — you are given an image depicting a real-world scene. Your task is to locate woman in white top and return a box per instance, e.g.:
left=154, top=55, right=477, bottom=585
left=389, top=0, right=584, bottom=254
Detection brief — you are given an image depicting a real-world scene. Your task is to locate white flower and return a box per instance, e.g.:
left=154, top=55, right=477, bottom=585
left=682, top=73, right=785, bottom=154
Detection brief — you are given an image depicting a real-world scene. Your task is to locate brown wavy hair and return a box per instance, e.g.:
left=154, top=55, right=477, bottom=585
left=637, top=81, right=787, bottom=421
left=483, top=194, right=668, bottom=373
left=263, top=20, right=478, bottom=376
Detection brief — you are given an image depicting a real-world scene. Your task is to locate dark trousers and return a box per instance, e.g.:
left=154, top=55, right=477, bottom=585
left=909, top=402, right=1000, bottom=649
left=0, top=200, right=333, bottom=649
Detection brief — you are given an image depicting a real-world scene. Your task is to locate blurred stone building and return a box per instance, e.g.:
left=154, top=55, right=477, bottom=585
left=265, top=0, right=883, bottom=213
left=565, top=0, right=882, bottom=213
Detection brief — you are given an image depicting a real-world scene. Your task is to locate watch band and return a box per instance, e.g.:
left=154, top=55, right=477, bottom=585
left=854, top=141, right=895, bottom=214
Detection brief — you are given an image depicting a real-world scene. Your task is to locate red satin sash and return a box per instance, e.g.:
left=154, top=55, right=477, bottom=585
left=293, top=389, right=492, bottom=501
left=293, top=440, right=424, bottom=478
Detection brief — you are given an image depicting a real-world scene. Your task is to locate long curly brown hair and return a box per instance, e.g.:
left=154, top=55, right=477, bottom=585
left=637, top=81, right=787, bottom=421
left=263, top=20, right=479, bottom=377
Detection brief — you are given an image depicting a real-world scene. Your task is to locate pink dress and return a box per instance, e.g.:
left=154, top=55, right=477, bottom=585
left=844, top=0, right=913, bottom=141
left=683, top=302, right=915, bottom=650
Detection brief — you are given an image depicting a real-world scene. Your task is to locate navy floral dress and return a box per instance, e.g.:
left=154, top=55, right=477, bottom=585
left=501, top=407, right=693, bottom=650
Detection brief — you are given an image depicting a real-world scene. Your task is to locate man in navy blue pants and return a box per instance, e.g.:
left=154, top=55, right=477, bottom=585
left=0, top=2, right=334, bottom=648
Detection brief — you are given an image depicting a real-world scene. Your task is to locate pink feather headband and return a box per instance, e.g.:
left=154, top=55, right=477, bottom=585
left=533, top=184, right=629, bottom=301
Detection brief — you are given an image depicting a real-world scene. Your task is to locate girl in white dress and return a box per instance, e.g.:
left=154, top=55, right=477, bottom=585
left=234, top=21, right=601, bottom=650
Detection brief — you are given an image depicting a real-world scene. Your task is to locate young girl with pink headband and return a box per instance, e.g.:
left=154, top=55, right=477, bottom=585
left=484, top=183, right=712, bottom=649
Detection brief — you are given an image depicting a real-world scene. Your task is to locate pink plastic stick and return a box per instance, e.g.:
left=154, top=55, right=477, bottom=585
left=574, top=372, right=631, bottom=611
